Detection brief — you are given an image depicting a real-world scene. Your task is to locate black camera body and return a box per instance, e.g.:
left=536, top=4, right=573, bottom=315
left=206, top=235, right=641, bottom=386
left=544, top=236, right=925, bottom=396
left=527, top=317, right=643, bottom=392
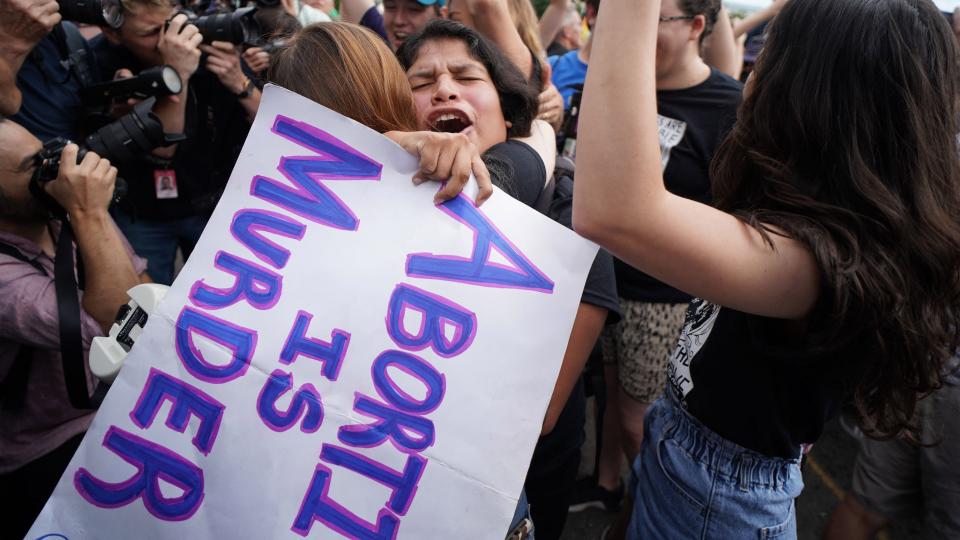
left=167, top=6, right=262, bottom=45
left=30, top=98, right=186, bottom=215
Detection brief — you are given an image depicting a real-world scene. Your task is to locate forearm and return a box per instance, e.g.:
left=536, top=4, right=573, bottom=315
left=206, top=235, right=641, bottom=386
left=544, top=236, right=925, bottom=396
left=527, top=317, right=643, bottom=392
left=237, top=88, right=260, bottom=120
left=701, top=7, right=739, bottom=79
left=733, top=5, right=776, bottom=38
left=471, top=0, right=535, bottom=78
left=537, top=0, right=568, bottom=49
left=542, top=303, right=606, bottom=434
left=71, top=211, right=141, bottom=332
left=573, top=0, right=661, bottom=236
left=152, top=82, right=189, bottom=158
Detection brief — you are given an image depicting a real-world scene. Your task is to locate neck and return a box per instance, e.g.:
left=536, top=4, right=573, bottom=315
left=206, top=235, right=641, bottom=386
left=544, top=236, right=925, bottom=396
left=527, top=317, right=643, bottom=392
left=0, top=217, right=53, bottom=255
left=578, top=33, right=593, bottom=64
left=656, top=49, right=710, bottom=90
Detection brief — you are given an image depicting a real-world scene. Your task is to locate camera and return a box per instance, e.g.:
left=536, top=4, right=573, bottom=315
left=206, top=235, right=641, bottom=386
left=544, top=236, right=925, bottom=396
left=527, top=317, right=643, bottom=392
left=80, top=65, right=183, bottom=105
left=57, top=0, right=124, bottom=28
left=30, top=98, right=186, bottom=214
left=169, top=6, right=262, bottom=45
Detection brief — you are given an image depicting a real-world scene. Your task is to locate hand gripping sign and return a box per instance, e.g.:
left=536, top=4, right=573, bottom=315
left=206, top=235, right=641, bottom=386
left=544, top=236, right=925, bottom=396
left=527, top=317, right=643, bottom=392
left=27, top=85, right=598, bottom=540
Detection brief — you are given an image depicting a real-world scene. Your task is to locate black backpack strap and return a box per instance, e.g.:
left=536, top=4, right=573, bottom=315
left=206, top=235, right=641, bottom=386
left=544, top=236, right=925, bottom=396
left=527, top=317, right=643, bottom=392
left=54, top=22, right=97, bottom=89
left=0, top=241, right=46, bottom=275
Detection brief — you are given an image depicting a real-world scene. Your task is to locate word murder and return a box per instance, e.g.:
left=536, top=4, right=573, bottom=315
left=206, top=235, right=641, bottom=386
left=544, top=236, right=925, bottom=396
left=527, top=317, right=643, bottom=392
left=71, top=116, right=555, bottom=538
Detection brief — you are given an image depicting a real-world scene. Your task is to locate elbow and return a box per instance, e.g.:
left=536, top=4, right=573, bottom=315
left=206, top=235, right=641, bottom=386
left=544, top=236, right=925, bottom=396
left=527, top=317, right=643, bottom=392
left=572, top=203, right=613, bottom=245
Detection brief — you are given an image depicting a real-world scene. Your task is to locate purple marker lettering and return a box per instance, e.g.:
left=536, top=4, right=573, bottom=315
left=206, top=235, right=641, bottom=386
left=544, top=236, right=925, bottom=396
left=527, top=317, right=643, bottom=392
left=175, top=307, right=257, bottom=383
left=371, top=351, right=445, bottom=415
left=292, top=464, right=399, bottom=539
left=338, top=393, right=434, bottom=453
left=130, top=368, right=224, bottom=455
left=385, top=284, right=477, bottom=358
left=252, top=116, right=382, bottom=231
left=230, top=209, right=306, bottom=269
left=280, top=310, right=350, bottom=381
left=256, top=369, right=324, bottom=433
left=190, top=251, right=282, bottom=311
left=406, top=195, right=554, bottom=292
left=74, top=427, right=204, bottom=521
left=320, top=444, right=426, bottom=515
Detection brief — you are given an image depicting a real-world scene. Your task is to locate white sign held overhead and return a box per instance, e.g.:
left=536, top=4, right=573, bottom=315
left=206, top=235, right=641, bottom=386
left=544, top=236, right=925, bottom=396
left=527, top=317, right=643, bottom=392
left=27, top=84, right=598, bottom=540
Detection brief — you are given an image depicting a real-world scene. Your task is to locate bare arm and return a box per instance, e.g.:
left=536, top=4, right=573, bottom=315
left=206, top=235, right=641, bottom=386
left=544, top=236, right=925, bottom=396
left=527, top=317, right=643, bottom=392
left=733, top=0, right=786, bottom=38
left=152, top=14, right=202, bottom=159
left=0, top=0, right=61, bottom=114
left=701, top=7, right=740, bottom=79
left=572, top=0, right=819, bottom=319
left=537, top=0, right=569, bottom=49
left=340, top=0, right=375, bottom=24
left=542, top=302, right=606, bottom=434
left=469, top=0, right=535, bottom=79
left=46, top=146, right=140, bottom=332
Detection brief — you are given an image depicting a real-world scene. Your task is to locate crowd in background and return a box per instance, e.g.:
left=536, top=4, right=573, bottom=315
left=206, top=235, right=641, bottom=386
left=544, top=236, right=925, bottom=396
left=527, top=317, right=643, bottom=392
left=1, top=0, right=960, bottom=539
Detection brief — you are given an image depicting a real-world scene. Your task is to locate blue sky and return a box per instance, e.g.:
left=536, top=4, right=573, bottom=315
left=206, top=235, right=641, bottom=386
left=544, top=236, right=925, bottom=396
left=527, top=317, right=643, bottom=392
left=726, top=0, right=960, bottom=12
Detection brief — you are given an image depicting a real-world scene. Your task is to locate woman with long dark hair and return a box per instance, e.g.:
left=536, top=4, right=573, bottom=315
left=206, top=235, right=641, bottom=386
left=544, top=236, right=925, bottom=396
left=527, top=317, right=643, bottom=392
left=574, top=0, right=960, bottom=537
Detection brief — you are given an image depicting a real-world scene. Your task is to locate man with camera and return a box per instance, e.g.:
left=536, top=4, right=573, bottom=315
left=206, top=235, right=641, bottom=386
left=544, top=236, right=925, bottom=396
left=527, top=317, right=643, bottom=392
left=0, top=119, right=147, bottom=539
left=91, top=0, right=260, bottom=284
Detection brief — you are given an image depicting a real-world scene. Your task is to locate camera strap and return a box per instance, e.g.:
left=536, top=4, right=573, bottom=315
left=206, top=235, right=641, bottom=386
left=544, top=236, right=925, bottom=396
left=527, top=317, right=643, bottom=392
left=53, top=22, right=97, bottom=89
left=53, top=220, right=105, bottom=409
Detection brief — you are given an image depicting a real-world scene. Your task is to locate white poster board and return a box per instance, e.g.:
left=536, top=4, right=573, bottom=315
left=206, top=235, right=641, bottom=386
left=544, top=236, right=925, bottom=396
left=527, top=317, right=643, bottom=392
left=27, top=85, right=598, bottom=540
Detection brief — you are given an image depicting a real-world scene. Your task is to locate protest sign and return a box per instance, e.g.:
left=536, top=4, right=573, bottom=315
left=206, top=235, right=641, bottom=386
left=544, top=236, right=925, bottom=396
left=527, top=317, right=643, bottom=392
left=27, top=84, right=599, bottom=540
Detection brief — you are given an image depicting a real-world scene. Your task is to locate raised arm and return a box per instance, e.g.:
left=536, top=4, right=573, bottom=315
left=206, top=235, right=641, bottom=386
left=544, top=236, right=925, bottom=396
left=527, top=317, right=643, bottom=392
left=733, top=0, right=787, bottom=38
left=701, top=6, right=740, bottom=79
left=537, top=0, right=569, bottom=49
left=467, top=0, right=536, bottom=80
left=572, top=0, right=818, bottom=319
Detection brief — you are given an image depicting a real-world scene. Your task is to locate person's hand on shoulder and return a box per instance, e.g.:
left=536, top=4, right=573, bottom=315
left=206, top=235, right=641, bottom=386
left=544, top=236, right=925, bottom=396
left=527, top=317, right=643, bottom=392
left=385, top=131, right=494, bottom=206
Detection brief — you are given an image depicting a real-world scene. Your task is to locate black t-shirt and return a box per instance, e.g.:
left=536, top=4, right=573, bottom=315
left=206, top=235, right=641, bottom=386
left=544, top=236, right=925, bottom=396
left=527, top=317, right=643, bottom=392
left=90, top=36, right=251, bottom=221
left=615, top=69, right=742, bottom=303
left=667, top=298, right=845, bottom=458
left=482, top=141, right=620, bottom=474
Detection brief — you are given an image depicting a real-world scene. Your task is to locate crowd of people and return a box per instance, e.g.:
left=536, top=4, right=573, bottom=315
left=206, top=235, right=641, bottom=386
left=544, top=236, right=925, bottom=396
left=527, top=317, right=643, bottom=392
left=1, top=0, right=959, bottom=538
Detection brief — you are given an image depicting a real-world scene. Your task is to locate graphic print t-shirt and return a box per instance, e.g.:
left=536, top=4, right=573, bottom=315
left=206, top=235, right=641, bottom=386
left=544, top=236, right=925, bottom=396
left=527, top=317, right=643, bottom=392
left=667, top=299, right=845, bottom=458
left=615, top=69, right=743, bottom=304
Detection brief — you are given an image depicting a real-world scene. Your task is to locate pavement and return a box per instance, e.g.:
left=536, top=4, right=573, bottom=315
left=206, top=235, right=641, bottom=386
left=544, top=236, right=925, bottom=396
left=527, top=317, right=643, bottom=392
left=558, top=399, right=921, bottom=540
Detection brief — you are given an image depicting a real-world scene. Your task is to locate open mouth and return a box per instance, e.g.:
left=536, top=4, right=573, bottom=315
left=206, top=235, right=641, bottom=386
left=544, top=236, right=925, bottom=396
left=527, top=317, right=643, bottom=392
left=429, top=111, right=472, bottom=133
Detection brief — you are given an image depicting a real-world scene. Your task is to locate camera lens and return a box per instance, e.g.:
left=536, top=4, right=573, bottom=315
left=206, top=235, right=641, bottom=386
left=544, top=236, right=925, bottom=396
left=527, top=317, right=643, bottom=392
left=57, top=0, right=124, bottom=28
left=160, top=66, right=182, bottom=95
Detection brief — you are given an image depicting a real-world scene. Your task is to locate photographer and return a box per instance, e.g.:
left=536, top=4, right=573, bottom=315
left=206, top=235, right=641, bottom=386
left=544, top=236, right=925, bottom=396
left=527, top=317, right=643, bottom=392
left=0, top=119, right=146, bottom=539
left=90, top=0, right=259, bottom=284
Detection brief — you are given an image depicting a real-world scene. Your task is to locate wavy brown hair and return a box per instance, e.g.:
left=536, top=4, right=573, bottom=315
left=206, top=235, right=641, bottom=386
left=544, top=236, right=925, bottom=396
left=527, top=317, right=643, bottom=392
left=268, top=22, right=419, bottom=133
left=711, top=0, right=960, bottom=440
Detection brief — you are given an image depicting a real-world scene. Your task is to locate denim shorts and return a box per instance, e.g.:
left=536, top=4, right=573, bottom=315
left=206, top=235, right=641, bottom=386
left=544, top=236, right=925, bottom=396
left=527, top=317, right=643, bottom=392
left=627, top=395, right=804, bottom=539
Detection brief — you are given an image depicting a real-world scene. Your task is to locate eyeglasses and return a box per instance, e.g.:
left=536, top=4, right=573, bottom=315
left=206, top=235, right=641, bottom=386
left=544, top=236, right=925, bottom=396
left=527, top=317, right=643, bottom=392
left=658, top=15, right=696, bottom=22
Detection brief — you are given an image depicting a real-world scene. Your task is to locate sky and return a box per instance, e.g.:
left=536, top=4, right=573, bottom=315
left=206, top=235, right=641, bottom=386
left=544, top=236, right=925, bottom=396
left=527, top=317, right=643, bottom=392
left=726, top=0, right=960, bottom=11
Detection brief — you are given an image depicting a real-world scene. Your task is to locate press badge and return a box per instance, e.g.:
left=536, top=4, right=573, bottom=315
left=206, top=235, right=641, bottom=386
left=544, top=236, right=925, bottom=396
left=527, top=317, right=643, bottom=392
left=154, top=169, right=178, bottom=199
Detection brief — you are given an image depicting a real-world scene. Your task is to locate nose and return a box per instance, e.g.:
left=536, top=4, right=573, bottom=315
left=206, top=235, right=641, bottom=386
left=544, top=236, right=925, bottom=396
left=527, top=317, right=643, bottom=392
left=394, top=6, right=409, bottom=24
left=431, top=75, right=459, bottom=103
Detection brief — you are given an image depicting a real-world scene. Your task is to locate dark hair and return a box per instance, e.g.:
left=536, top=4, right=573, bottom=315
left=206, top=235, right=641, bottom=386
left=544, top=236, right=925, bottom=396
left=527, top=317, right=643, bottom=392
left=268, top=23, right=419, bottom=133
left=396, top=19, right=539, bottom=138
left=677, top=0, right=720, bottom=43
left=711, top=0, right=960, bottom=441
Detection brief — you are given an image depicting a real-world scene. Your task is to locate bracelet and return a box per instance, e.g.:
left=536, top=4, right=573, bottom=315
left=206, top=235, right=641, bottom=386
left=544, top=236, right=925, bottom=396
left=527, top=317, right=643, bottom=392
left=235, top=78, right=256, bottom=99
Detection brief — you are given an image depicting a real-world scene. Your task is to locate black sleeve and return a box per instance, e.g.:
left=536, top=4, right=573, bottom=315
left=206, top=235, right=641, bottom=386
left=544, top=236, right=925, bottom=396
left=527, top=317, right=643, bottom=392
left=482, top=140, right=546, bottom=207
left=550, top=178, right=621, bottom=324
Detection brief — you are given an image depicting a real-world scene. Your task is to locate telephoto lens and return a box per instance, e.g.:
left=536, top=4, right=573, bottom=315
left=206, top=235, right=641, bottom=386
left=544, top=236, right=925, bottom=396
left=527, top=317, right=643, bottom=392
left=192, top=6, right=261, bottom=44
left=80, top=65, right=183, bottom=104
left=57, top=0, right=124, bottom=28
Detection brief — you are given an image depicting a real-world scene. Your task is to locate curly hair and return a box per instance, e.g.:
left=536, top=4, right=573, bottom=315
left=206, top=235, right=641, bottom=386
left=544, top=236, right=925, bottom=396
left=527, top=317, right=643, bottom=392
left=711, top=0, right=960, bottom=441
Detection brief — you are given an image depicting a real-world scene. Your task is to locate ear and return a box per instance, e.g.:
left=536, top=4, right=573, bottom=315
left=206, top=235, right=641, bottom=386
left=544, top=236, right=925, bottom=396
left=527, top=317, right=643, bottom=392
left=505, top=120, right=513, bottom=128
left=689, top=14, right=706, bottom=42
